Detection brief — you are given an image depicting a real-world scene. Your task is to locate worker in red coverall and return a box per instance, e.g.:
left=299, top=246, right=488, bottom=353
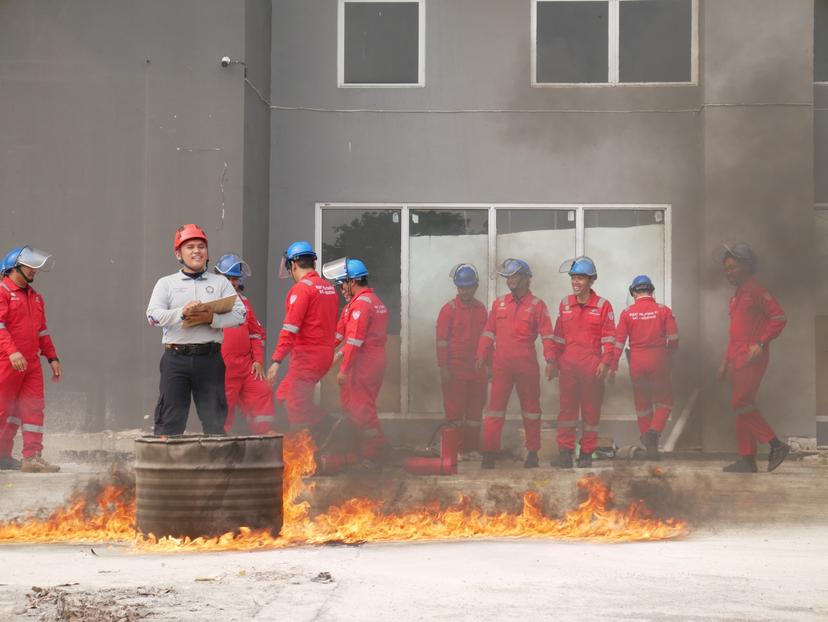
left=0, top=246, right=61, bottom=473
left=436, top=264, right=487, bottom=454
left=548, top=256, right=615, bottom=469
left=612, top=275, right=678, bottom=461
left=267, top=242, right=338, bottom=440
left=475, top=258, right=556, bottom=470
left=327, top=258, right=389, bottom=466
left=214, top=254, right=274, bottom=434
left=718, top=243, right=790, bottom=473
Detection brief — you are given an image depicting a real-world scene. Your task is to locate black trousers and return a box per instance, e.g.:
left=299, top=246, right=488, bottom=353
left=154, top=349, right=227, bottom=435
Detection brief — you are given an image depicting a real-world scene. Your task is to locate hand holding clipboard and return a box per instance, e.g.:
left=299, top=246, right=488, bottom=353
left=182, top=295, right=238, bottom=328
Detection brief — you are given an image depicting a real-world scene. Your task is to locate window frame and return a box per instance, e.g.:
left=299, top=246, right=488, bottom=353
left=337, top=0, right=426, bottom=89
left=531, top=0, right=699, bottom=87
left=317, top=202, right=672, bottom=420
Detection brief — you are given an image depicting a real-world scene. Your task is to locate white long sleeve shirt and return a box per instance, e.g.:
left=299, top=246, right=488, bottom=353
left=146, top=270, right=246, bottom=344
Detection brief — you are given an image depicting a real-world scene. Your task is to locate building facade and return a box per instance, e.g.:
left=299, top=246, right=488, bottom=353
left=1, top=0, right=823, bottom=450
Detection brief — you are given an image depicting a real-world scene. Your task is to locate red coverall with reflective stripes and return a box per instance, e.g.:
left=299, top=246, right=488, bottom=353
left=726, top=277, right=786, bottom=456
left=334, top=300, right=351, bottom=414
left=553, top=291, right=616, bottom=454
left=0, top=277, right=57, bottom=459
left=613, top=296, right=678, bottom=435
left=340, top=288, right=388, bottom=459
left=476, top=292, right=555, bottom=453
left=272, top=271, right=339, bottom=427
left=436, top=296, right=488, bottom=452
left=221, top=295, right=274, bottom=434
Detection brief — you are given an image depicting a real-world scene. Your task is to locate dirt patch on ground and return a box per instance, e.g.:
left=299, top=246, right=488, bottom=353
left=18, top=585, right=174, bottom=621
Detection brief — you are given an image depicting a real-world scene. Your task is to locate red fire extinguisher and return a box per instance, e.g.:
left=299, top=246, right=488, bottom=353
left=403, top=456, right=457, bottom=475
left=440, top=425, right=460, bottom=466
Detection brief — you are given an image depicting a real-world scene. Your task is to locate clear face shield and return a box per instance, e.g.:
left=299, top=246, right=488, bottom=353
left=321, top=257, right=349, bottom=282
left=233, top=261, right=252, bottom=278
left=278, top=254, right=293, bottom=280
left=18, top=247, right=55, bottom=272
left=558, top=258, right=577, bottom=274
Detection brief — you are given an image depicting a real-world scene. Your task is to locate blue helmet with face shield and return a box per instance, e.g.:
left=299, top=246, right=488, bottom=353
left=497, top=258, right=532, bottom=278
left=451, top=263, right=479, bottom=287
left=1, top=246, right=55, bottom=276
left=559, top=256, right=597, bottom=278
left=215, top=254, right=252, bottom=279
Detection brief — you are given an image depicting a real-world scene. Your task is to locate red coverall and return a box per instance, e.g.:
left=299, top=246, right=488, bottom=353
left=476, top=292, right=555, bottom=453
left=613, top=296, right=679, bottom=435
left=436, top=296, right=488, bottom=452
left=726, top=277, right=786, bottom=456
left=221, top=295, right=274, bottom=434
left=334, top=300, right=351, bottom=413
left=272, top=271, right=339, bottom=428
left=553, top=291, right=616, bottom=454
left=340, top=288, right=388, bottom=459
left=0, top=277, right=57, bottom=459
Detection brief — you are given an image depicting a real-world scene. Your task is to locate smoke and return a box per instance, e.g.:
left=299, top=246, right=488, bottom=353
left=72, top=461, right=135, bottom=520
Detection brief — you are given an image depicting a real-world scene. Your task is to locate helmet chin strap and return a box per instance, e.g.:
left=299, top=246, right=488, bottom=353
left=14, top=266, right=33, bottom=284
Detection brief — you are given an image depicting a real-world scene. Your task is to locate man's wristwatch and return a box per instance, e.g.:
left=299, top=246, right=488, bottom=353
left=756, top=341, right=766, bottom=350
left=48, top=357, right=60, bottom=363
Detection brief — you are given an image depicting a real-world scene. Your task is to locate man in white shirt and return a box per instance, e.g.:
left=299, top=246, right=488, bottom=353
left=146, top=224, right=245, bottom=435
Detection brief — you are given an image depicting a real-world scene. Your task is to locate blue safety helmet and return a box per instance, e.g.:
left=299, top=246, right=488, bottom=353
left=629, top=274, right=655, bottom=296
left=285, top=241, right=316, bottom=262
left=497, top=258, right=532, bottom=278
left=723, top=242, right=757, bottom=274
left=346, top=258, right=369, bottom=279
left=280, top=241, right=317, bottom=278
left=214, top=253, right=252, bottom=279
left=450, top=263, right=479, bottom=287
left=1, top=246, right=55, bottom=276
left=560, top=256, right=597, bottom=278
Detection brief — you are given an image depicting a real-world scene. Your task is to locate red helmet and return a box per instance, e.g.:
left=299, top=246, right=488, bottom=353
left=174, top=224, right=208, bottom=251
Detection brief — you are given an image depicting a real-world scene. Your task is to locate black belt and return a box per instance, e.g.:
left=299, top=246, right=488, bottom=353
left=165, top=342, right=221, bottom=356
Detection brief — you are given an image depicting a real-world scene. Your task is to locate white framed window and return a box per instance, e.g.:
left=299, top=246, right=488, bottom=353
left=337, top=0, right=426, bottom=88
left=531, top=0, right=698, bottom=86
left=317, top=203, right=672, bottom=420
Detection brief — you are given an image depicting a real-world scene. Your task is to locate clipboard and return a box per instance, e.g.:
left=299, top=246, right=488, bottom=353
left=182, top=295, right=238, bottom=328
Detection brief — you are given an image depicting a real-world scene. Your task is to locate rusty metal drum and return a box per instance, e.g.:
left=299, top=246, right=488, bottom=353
left=134, top=435, right=283, bottom=539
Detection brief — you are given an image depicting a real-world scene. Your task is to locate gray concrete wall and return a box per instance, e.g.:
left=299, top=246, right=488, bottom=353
left=699, top=0, right=815, bottom=450
left=269, top=0, right=703, bottom=447
left=269, top=0, right=818, bottom=451
left=0, top=0, right=265, bottom=432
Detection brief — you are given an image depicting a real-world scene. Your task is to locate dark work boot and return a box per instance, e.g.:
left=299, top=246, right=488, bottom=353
left=767, top=442, right=790, bottom=472
left=576, top=451, right=593, bottom=468
left=481, top=452, right=496, bottom=470
left=642, top=430, right=661, bottom=461
left=523, top=450, right=539, bottom=469
left=722, top=456, right=758, bottom=473
left=0, top=456, right=21, bottom=470
left=551, top=449, right=574, bottom=468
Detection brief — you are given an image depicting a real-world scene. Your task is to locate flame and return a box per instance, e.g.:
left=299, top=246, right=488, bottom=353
left=0, top=432, right=687, bottom=550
